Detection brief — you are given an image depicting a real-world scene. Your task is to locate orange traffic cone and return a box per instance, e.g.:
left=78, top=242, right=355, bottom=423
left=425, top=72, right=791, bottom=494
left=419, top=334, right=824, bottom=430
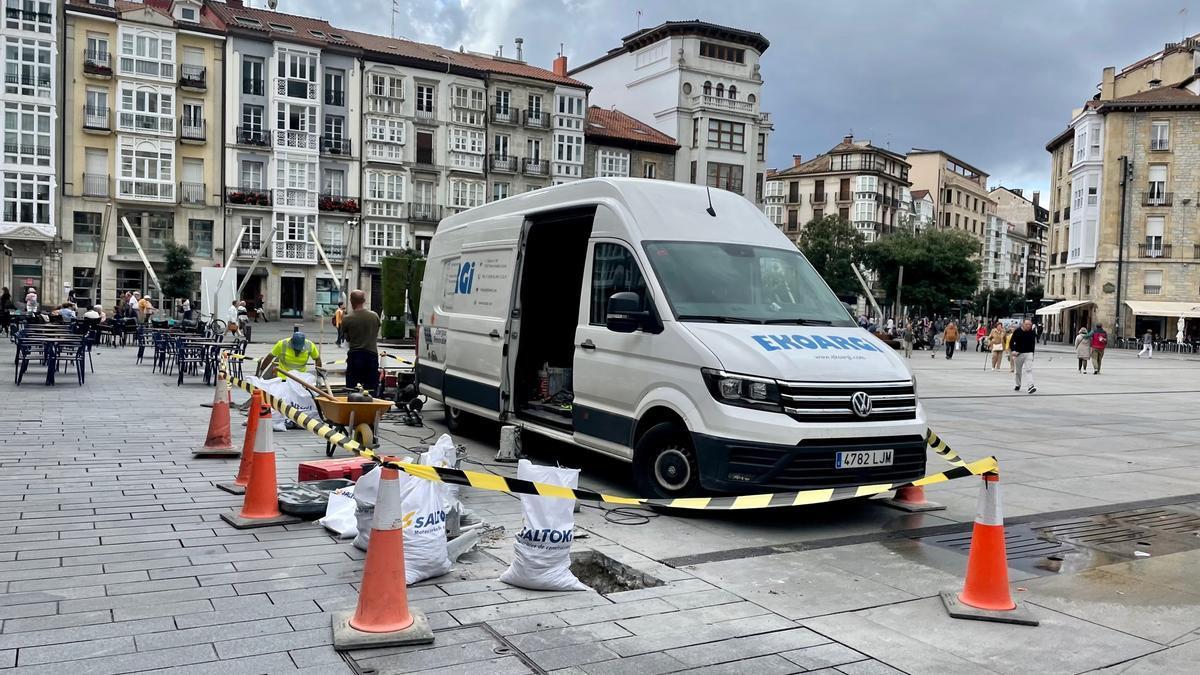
left=940, top=473, right=1038, bottom=625
left=194, top=375, right=239, bottom=457
left=220, top=401, right=301, bottom=529
left=216, top=390, right=263, bottom=495
left=883, top=484, right=946, bottom=513
left=332, top=466, right=434, bottom=650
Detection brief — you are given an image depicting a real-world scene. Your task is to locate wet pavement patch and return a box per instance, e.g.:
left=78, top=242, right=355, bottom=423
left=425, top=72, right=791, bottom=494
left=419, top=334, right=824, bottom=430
left=570, top=550, right=664, bottom=595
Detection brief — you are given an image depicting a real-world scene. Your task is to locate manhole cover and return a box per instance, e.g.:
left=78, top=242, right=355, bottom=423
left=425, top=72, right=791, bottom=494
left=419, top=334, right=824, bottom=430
left=919, top=524, right=1125, bottom=575
left=342, top=624, right=540, bottom=675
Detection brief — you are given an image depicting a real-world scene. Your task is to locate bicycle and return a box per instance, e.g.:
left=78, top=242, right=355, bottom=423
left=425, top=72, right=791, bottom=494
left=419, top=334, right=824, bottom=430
left=197, top=311, right=226, bottom=338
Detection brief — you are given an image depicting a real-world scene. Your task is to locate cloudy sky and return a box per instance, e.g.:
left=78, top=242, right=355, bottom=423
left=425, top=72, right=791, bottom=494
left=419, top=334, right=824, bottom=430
left=270, top=0, right=1196, bottom=195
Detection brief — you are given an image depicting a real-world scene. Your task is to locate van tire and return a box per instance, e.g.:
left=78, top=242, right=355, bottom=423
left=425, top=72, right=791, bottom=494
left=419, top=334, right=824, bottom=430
left=444, top=405, right=470, bottom=433
left=633, top=422, right=702, bottom=500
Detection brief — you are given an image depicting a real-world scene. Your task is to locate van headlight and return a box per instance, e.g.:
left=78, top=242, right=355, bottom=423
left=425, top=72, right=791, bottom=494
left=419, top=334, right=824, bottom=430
left=701, top=369, right=782, bottom=412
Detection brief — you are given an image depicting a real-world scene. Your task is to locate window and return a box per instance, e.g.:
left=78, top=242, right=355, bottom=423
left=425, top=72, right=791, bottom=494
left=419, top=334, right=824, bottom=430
left=116, top=269, right=144, bottom=298
left=117, top=211, right=172, bottom=254
left=786, top=209, right=798, bottom=230
left=1143, top=270, right=1163, bottom=295
left=276, top=157, right=316, bottom=191
left=692, top=118, right=699, bottom=148
left=416, top=84, right=435, bottom=114
left=699, top=42, right=745, bottom=64
left=179, top=6, right=197, bottom=23
left=5, top=0, right=52, bottom=34
left=452, top=85, right=484, bottom=110
left=324, top=68, right=345, bottom=106
left=854, top=201, right=874, bottom=222
left=493, top=134, right=509, bottom=157
left=276, top=101, right=316, bottom=132
left=4, top=37, right=52, bottom=97
left=241, top=216, right=263, bottom=251
left=526, top=138, right=542, bottom=161
left=786, top=181, right=799, bottom=202
left=839, top=207, right=849, bottom=221
left=554, top=133, right=583, bottom=162
left=702, top=81, right=712, bottom=96
left=277, top=49, right=317, bottom=97
left=240, top=160, right=263, bottom=189
left=1148, top=164, right=1167, bottom=201
left=492, top=182, right=509, bottom=201
left=813, top=208, right=824, bottom=220
left=757, top=133, right=766, bottom=162
left=416, top=130, right=434, bottom=164
left=117, top=139, right=174, bottom=201
left=728, top=85, right=737, bottom=100
left=241, top=104, right=263, bottom=132
left=3, top=102, right=51, bottom=167
left=706, top=162, right=743, bottom=193
left=589, top=243, right=648, bottom=325
left=643, top=161, right=657, bottom=179
left=1151, top=121, right=1169, bottom=151
left=764, top=205, right=782, bottom=224
left=273, top=213, right=315, bottom=243
left=370, top=73, right=403, bottom=99
left=188, top=220, right=213, bottom=257
left=181, top=101, right=203, bottom=133
left=715, top=83, right=724, bottom=98
left=1089, top=123, right=1100, bottom=156
left=367, top=171, right=404, bottom=201
left=596, top=149, right=629, bottom=177
left=1145, top=216, right=1164, bottom=254
left=707, top=119, right=744, bottom=151
left=450, top=127, right=484, bottom=154
left=764, top=180, right=784, bottom=198
left=325, top=114, right=345, bottom=141
left=366, top=221, right=405, bottom=251
left=494, top=89, right=510, bottom=113
left=118, top=83, right=174, bottom=135
left=555, top=95, right=584, bottom=116
left=855, top=175, right=877, bottom=193
left=527, top=93, right=542, bottom=116
left=450, top=180, right=484, bottom=208
left=73, top=212, right=102, bottom=253
left=118, top=27, right=174, bottom=80
left=86, top=32, right=109, bottom=64
left=322, top=168, right=345, bottom=196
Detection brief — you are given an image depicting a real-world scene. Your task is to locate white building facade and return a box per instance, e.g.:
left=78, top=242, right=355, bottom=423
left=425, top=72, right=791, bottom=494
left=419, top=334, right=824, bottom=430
left=1067, top=107, right=1103, bottom=269
left=570, top=20, right=771, bottom=205
left=982, top=214, right=1029, bottom=292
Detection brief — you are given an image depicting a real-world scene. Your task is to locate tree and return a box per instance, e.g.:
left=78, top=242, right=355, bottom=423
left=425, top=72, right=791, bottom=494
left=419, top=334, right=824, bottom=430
left=795, top=215, right=865, bottom=299
left=1025, top=284, right=1044, bottom=305
left=380, top=249, right=426, bottom=339
left=972, top=287, right=1022, bottom=318
left=160, top=242, right=195, bottom=302
left=862, top=229, right=981, bottom=313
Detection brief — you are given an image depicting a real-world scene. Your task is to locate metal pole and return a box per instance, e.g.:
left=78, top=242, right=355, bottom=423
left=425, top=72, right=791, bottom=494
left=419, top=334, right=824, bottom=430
left=90, top=201, right=113, bottom=305
left=212, top=223, right=247, bottom=310
left=119, top=216, right=163, bottom=298
left=309, top=225, right=342, bottom=294
left=894, top=265, right=904, bottom=323
left=851, top=263, right=884, bottom=322
left=236, top=224, right=278, bottom=297
left=339, top=218, right=357, bottom=303
left=1115, top=155, right=1130, bottom=337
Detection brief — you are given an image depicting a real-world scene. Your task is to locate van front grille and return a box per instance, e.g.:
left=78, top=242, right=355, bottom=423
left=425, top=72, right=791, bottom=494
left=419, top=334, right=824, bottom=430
left=725, top=435, right=927, bottom=489
left=778, top=380, right=917, bottom=423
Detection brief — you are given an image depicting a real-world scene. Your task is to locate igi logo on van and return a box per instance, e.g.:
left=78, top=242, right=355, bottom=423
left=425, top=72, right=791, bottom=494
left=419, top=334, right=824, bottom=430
left=456, top=261, right=476, bottom=294
left=751, top=334, right=882, bottom=352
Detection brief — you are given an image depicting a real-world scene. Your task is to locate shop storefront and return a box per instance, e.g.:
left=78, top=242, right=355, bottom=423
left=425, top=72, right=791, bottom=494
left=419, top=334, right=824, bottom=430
left=1124, top=301, right=1200, bottom=345
left=1036, top=299, right=1094, bottom=342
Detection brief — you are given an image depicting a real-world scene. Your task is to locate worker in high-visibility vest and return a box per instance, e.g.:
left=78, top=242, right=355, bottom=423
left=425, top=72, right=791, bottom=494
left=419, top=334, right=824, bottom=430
left=259, top=330, right=324, bottom=381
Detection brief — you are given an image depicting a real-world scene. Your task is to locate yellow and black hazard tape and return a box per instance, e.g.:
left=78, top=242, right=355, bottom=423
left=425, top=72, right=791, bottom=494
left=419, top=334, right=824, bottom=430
left=925, top=429, right=966, bottom=468
left=223, top=371, right=997, bottom=511
left=224, top=352, right=412, bottom=367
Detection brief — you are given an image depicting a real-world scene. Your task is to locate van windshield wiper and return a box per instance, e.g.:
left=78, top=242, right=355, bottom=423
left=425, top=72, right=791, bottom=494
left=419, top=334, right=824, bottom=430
left=761, top=318, right=834, bottom=325
left=677, top=314, right=764, bottom=324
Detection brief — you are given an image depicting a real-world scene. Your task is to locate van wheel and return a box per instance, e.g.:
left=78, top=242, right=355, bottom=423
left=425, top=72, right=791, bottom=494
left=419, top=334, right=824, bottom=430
left=444, top=404, right=470, bottom=433
left=634, top=422, right=702, bottom=500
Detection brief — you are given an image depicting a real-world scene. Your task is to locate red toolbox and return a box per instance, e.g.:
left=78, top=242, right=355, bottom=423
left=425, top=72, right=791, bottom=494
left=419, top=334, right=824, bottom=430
left=298, top=457, right=376, bottom=482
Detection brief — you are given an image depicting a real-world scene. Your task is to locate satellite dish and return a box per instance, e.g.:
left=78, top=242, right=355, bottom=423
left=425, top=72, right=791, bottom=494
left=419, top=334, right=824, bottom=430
left=268, top=0, right=279, bottom=9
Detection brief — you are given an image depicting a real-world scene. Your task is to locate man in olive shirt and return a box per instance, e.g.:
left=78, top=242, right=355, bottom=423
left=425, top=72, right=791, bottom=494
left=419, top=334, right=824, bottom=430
left=341, top=289, right=381, bottom=393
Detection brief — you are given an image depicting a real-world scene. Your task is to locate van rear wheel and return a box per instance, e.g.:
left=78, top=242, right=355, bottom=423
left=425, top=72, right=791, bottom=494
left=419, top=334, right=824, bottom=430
left=634, top=422, right=702, bottom=500
left=444, top=404, right=471, bottom=433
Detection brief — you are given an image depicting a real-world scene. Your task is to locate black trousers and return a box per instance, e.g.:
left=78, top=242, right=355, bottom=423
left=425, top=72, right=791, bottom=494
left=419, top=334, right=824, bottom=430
left=345, top=350, right=380, bottom=394
left=945, top=341, right=955, bottom=359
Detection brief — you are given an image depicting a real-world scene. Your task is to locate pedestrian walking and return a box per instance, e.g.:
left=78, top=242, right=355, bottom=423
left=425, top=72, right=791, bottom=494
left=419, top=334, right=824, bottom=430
left=24, top=286, right=38, bottom=314
left=1011, top=318, right=1037, bottom=393
left=1137, top=329, right=1154, bottom=359
left=341, top=289, right=382, bottom=393
left=255, top=292, right=268, bottom=322
left=1074, top=327, right=1091, bottom=373
left=181, top=298, right=192, bottom=321
left=1089, top=323, right=1108, bottom=374
left=333, top=302, right=346, bottom=347
left=975, top=324, right=987, bottom=352
left=137, top=295, right=155, bottom=323
left=988, top=322, right=1005, bottom=371
left=901, top=320, right=914, bottom=358
left=943, top=322, right=958, bottom=360
left=0, top=286, right=11, bottom=335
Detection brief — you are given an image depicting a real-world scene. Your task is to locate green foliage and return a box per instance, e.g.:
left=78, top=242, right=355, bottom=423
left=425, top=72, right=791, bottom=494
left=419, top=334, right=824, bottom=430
left=862, top=229, right=981, bottom=313
left=971, top=287, right=1023, bottom=318
left=161, top=242, right=195, bottom=301
left=380, top=249, right=427, bottom=339
left=1025, top=285, right=1044, bottom=304
left=795, top=215, right=865, bottom=298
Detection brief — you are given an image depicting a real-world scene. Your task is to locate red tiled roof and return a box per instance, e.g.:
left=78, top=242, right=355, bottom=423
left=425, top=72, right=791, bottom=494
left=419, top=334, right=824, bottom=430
left=206, top=1, right=355, bottom=48
left=67, top=0, right=222, bottom=31
left=1107, top=86, right=1198, bottom=103
left=911, top=189, right=930, bottom=200
left=585, top=107, right=677, bottom=149
left=770, top=154, right=832, bottom=177
left=437, top=49, right=590, bottom=88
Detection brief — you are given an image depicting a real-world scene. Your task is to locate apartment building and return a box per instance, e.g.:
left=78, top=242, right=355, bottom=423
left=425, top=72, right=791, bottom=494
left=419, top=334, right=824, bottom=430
left=762, top=135, right=911, bottom=245
left=1043, top=70, right=1200, bottom=341
left=0, top=0, right=57, bottom=300
left=60, top=0, right=223, bottom=308
left=990, top=186, right=1048, bottom=293
left=906, top=189, right=936, bottom=233
left=582, top=106, right=678, bottom=180
left=571, top=20, right=772, bottom=205
left=981, top=214, right=1029, bottom=293
left=907, top=148, right=994, bottom=240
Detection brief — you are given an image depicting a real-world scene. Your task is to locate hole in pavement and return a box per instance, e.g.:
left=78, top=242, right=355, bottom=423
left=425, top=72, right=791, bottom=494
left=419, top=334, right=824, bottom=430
left=570, top=550, right=664, bottom=595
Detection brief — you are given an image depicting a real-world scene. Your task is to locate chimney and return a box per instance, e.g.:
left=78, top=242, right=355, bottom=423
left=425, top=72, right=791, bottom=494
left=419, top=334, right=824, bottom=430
left=1012, top=188, right=1023, bottom=197
left=227, top=0, right=243, bottom=7
left=553, top=54, right=568, bottom=76
left=842, top=134, right=853, bottom=144
left=1032, top=191, right=1041, bottom=208
left=515, top=37, right=524, bottom=62
left=792, top=154, right=803, bottom=168
left=1101, top=66, right=1116, bottom=100
left=497, top=45, right=504, bottom=58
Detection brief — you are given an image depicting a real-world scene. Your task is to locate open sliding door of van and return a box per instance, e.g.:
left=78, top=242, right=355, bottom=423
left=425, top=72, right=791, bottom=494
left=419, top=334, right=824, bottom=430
left=442, top=232, right=520, bottom=420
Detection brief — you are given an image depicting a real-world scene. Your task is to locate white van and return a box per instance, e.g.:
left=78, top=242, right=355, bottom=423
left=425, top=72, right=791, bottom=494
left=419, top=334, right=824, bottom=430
left=416, top=179, right=926, bottom=498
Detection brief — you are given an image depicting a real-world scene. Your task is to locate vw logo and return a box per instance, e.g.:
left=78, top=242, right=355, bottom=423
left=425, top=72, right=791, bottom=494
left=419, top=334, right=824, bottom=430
left=851, top=391, right=873, bottom=418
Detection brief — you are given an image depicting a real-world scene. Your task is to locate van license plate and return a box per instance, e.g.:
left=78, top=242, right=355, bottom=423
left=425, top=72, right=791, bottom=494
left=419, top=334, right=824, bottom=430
left=835, top=450, right=893, bottom=469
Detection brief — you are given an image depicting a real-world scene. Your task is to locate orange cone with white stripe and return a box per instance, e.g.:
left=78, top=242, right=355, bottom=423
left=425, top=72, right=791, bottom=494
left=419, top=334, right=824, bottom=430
left=332, top=466, right=434, bottom=650
left=883, top=484, right=946, bottom=512
left=219, top=401, right=301, bottom=529
left=940, top=473, right=1038, bottom=625
left=216, top=390, right=262, bottom=495
left=194, top=375, right=238, bottom=457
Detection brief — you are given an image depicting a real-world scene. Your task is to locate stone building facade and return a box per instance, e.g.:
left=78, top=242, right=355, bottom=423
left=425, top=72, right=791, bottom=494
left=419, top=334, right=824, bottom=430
left=582, top=107, right=678, bottom=181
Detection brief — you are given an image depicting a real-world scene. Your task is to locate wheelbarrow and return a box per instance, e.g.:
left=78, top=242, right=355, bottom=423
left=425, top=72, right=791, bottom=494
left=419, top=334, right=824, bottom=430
left=312, top=393, right=394, bottom=457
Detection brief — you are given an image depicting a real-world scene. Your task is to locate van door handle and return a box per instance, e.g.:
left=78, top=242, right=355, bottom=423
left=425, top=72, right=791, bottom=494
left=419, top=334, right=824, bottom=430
left=580, top=339, right=596, bottom=350
left=488, top=329, right=501, bottom=339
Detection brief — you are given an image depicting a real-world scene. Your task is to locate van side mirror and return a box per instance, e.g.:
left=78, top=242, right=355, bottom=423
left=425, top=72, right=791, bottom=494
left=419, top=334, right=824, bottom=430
left=606, top=291, right=650, bottom=333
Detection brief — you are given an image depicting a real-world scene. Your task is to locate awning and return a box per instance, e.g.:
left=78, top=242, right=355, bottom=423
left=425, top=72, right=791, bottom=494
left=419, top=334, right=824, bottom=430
left=1124, top=300, right=1200, bottom=318
left=1035, top=299, right=1092, bottom=315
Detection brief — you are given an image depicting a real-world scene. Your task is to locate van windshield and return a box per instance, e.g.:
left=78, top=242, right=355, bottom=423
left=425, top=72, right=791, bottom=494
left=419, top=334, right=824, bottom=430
left=642, top=241, right=856, bottom=326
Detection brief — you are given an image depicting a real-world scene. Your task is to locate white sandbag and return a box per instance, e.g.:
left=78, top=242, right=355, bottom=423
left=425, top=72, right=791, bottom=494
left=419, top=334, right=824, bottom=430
left=280, top=371, right=321, bottom=423
left=244, top=374, right=288, bottom=431
left=351, top=458, right=452, bottom=584
left=423, top=434, right=460, bottom=511
left=352, top=465, right=382, bottom=551
left=319, top=486, right=357, bottom=539
left=499, top=460, right=587, bottom=591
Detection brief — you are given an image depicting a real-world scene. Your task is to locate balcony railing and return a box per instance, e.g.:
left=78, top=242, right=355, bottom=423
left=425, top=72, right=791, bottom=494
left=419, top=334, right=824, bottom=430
left=83, top=50, right=112, bottom=76
left=179, top=65, right=206, bottom=89
left=691, top=94, right=754, bottom=113
left=1144, top=285, right=1162, bottom=295
left=119, top=112, right=173, bottom=135
left=410, top=203, right=441, bottom=223
left=812, top=193, right=826, bottom=204
left=180, top=182, right=206, bottom=205
left=277, top=78, right=317, bottom=100
left=6, top=7, right=50, bottom=22
left=489, top=154, right=517, bottom=173
left=318, top=193, right=360, bottom=213
left=225, top=186, right=272, bottom=207
left=522, top=157, right=548, bottom=176
left=1150, top=138, right=1169, bottom=151
left=118, top=179, right=174, bottom=202
left=321, top=243, right=346, bottom=261
left=242, top=78, right=264, bottom=96
left=273, top=188, right=317, bottom=209
left=1138, top=243, right=1171, bottom=258
left=415, top=106, right=436, bottom=122
left=83, top=105, right=110, bottom=130
left=238, top=240, right=265, bottom=258
left=236, top=126, right=270, bottom=146
left=490, top=105, right=519, bottom=125
left=836, top=192, right=852, bottom=202
left=273, top=239, right=317, bottom=263
left=5, top=73, right=50, bottom=88
left=1142, top=191, right=1172, bottom=207
left=523, top=110, right=549, bottom=128
left=325, top=90, right=345, bottom=107
left=180, top=119, right=206, bottom=141
left=321, top=136, right=351, bottom=156
left=275, top=129, right=319, bottom=151
left=3, top=142, right=50, bottom=158
left=82, top=173, right=109, bottom=198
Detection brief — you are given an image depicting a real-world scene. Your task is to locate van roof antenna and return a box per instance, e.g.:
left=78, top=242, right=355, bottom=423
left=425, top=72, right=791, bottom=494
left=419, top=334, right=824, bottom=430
left=705, top=187, right=717, bottom=217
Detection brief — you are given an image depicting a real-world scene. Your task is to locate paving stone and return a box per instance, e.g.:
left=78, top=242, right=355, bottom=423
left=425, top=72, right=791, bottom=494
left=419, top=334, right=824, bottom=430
left=486, top=612, right=569, bottom=635
left=7, top=569, right=147, bottom=592
left=669, top=653, right=803, bottom=675
left=605, top=613, right=797, bottom=657
left=58, top=584, right=237, bottom=613
left=665, top=627, right=829, bottom=667
left=528, top=643, right=620, bottom=671
left=780, top=642, right=868, bottom=670
left=113, top=599, right=216, bottom=622
left=288, top=644, right=346, bottom=668
left=138, top=652, right=301, bottom=675
left=510, top=622, right=631, bottom=652
left=136, top=617, right=295, bottom=652
left=0, top=649, right=13, bottom=668
left=351, top=638, right=499, bottom=673
left=405, top=655, right=533, bottom=675
left=449, top=591, right=609, bottom=624
left=0, top=616, right=175, bottom=650
left=661, top=589, right=743, bottom=611
left=616, top=601, right=771, bottom=636
left=8, top=643, right=218, bottom=675
left=215, top=626, right=330, bottom=659
left=17, top=635, right=137, bottom=666
left=833, top=660, right=906, bottom=675
left=2, top=609, right=112, bottom=633
left=0, top=602, right=56, bottom=621
left=579, top=652, right=687, bottom=675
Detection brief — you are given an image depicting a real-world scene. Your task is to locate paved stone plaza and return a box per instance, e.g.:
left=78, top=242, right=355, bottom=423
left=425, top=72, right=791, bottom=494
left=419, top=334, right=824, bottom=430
left=2, top=328, right=1199, bottom=674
